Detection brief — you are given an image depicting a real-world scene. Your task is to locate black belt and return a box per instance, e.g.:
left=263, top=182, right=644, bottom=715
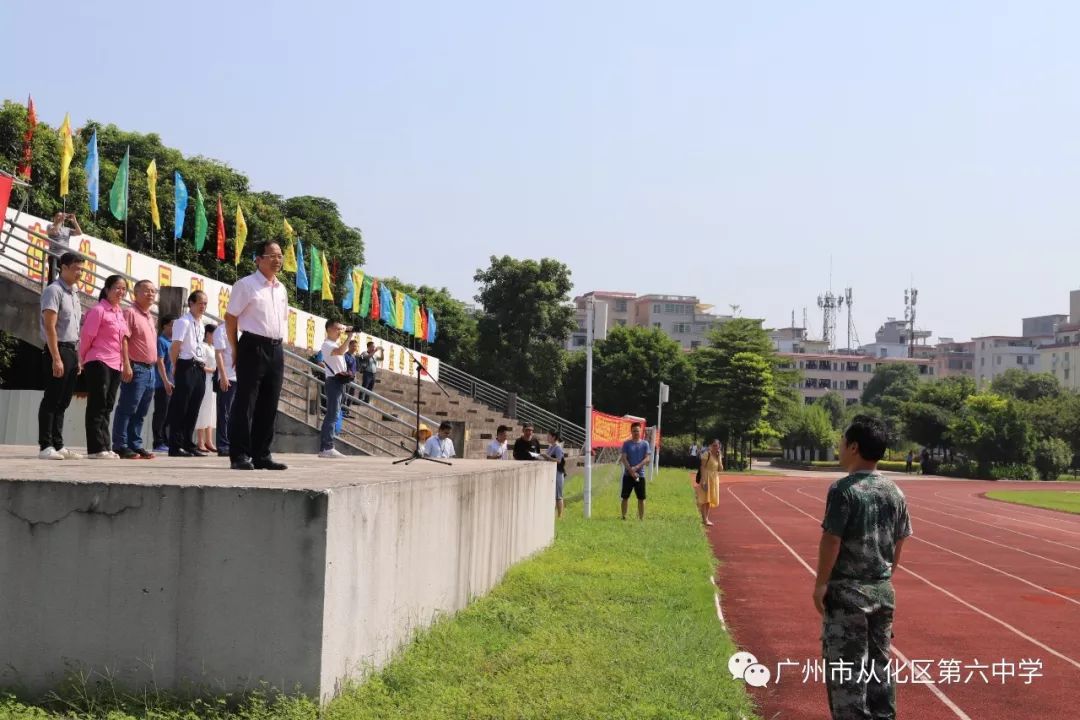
left=132, top=361, right=153, bottom=367
left=57, top=341, right=76, bottom=348
left=177, top=358, right=206, bottom=369
left=242, top=333, right=282, bottom=346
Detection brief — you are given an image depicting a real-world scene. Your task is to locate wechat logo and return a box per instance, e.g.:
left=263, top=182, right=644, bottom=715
left=729, top=651, right=772, bottom=688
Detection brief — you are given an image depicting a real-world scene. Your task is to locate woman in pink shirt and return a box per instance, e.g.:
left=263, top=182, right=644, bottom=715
left=80, top=274, right=131, bottom=458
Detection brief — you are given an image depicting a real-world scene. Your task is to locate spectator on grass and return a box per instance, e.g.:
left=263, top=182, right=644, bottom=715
left=545, top=430, right=566, bottom=518
left=814, top=415, right=912, bottom=720
left=695, top=438, right=723, bottom=526
left=619, top=423, right=651, bottom=520
left=487, top=425, right=510, bottom=459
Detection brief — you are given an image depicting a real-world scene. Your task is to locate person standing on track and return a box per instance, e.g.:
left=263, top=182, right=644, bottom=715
left=695, top=438, right=723, bottom=525
left=813, top=414, right=913, bottom=720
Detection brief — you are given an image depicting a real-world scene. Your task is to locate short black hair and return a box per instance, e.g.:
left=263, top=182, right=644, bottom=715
left=133, top=279, right=153, bottom=291
left=98, top=274, right=126, bottom=301
left=188, top=290, right=206, bottom=304
left=844, top=415, right=889, bottom=462
left=325, top=318, right=339, bottom=330
left=59, top=252, right=84, bottom=268
left=204, top=323, right=218, bottom=336
left=254, top=240, right=281, bottom=258
left=496, top=425, right=510, bottom=434
left=159, top=313, right=177, bottom=332
left=439, top=421, right=453, bottom=432
left=549, top=430, right=562, bottom=442
left=630, top=422, right=642, bottom=430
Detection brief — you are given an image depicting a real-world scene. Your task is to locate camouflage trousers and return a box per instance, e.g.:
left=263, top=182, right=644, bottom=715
left=822, top=581, right=896, bottom=720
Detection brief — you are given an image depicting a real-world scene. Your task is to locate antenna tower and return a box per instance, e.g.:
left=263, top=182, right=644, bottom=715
left=904, top=286, right=919, bottom=358
left=844, top=288, right=859, bottom=351
left=817, top=290, right=844, bottom=351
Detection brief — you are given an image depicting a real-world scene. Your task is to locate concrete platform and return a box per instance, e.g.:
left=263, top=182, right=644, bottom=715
left=0, top=446, right=556, bottom=700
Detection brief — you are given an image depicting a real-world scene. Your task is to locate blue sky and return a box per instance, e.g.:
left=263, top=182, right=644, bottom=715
left=8, top=0, right=1080, bottom=343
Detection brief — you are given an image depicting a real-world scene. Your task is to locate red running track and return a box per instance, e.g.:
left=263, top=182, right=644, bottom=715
left=708, top=473, right=1078, bottom=719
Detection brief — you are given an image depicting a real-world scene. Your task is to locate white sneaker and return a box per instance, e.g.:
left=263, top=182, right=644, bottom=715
left=318, top=448, right=346, bottom=459
left=58, top=447, right=83, bottom=460
left=38, top=447, right=65, bottom=460
left=87, top=451, right=115, bottom=459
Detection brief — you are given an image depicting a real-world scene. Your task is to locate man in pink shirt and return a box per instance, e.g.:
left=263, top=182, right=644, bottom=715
left=112, top=280, right=164, bottom=459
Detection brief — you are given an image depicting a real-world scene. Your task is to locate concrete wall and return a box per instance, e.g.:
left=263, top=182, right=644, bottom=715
left=0, top=458, right=555, bottom=700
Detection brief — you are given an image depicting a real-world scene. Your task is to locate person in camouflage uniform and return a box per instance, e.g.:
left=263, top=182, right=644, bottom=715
left=813, top=415, right=913, bottom=720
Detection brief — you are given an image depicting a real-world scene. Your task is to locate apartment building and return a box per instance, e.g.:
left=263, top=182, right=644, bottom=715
left=770, top=326, right=830, bottom=355
left=778, top=352, right=935, bottom=405
left=1038, top=322, right=1080, bottom=391
left=973, top=336, right=1049, bottom=387
left=860, top=318, right=933, bottom=359
left=567, top=291, right=735, bottom=350
left=931, top=339, right=975, bottom=379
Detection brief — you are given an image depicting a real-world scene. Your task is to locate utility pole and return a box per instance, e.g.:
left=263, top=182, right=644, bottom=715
left=584, top=297, right=594, bottom=519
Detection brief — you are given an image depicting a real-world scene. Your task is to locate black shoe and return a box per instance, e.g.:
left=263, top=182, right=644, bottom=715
left=230, top=458, right=255, bottom=470
left=117, top=448, right=138, bottom=460
left=134, top=448, right=155, bottom=459
left=218, top=450, right=231, bottom=457
left=190, top=449, right=208, bottom=457
left=253, top=458, right=288, bottom=471
left=168, top=448, right=193, bottom=457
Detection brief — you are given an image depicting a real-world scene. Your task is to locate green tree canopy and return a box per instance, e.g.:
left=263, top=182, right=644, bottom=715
left=861, top=363, right=920, bottom=416
left=990, top=369, right=1061, bottom=403
left=815, top=391, right=847, bottom=430
left=948, top=393, right=1033, bottom=475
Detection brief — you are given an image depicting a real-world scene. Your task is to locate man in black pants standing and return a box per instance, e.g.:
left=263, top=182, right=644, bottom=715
left=226, top=241, right=288, bottom=471
left=37, top=252, right=85, bottom=460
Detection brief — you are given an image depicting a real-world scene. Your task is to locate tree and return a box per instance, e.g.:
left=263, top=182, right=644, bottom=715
left=900, top=401, right=952, bottom=452
left=717, top=351, right=775, bottom=455
left=1033, top=438, right=1073, bottom=481
left=473, top=256, right=575, bottom=407
left=948, top=393, right=1033, bottom=476
left=861, top=363, right=919, bottom=415
left=991, top=369, right=1061, bottom=403
left=815, top=391, right=846, bottom=430
left=783, top=404, right=836, bottom=458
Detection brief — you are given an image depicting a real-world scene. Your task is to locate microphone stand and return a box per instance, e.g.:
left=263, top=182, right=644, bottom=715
left=394, top=345, right=453, bottom=466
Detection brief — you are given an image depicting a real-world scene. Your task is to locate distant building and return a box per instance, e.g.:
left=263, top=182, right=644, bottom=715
left=860, top=318, right=932, bottom=359
left=778, top=352, right=935, bottom=406
left=1038, top=322, right=1080, bottom=391
left=1023, top=314, right=1068, bottom=338
left=973, top=336, right=1050, bottom=387
left=567, top=291, right=736, bottom=350
left=769, top=326, right=829, bottom=355
left=930, top=339, right=975, bottom=379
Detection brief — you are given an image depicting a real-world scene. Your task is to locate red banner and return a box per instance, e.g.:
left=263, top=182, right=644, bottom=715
left=591, top=410, right=637, bottom=449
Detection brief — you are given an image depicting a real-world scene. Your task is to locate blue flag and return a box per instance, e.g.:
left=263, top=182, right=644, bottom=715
left=296, top=239, right=309, bottom=291
left=342, top=266, right=355, bottom=310
left=379, top=283, right=393, bottom=324
left=402, top=295, right=414, bottom=334
left=174, top=172, right=188, bottom=239
left=427, top=309, right=437, bottom=343
left=84, top=130, right=99, bottom=214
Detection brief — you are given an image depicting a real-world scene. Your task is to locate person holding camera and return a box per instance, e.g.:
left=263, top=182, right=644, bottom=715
left=358, top=340, right=383, bottom=403
left=318, top=320, right=355, bottom=458
left=46, top=212, right=83, bottom=282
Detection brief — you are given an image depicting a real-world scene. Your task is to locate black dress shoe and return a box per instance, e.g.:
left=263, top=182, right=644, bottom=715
left=168, top=448, right=193, bottom=457
left=190, top=448, right=208, bottom=457
left=230, top=458, right=255, bottom=470
left=217, top=450, right=231, bottom=457
left=253, top=458, right=288, bottom=471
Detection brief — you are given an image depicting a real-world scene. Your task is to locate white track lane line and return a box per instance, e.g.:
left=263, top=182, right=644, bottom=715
left=765, top=489, right=1080, bottom=608
left=760, top=487, right=1080, bottom=673
left=711, top=575, right=726, bottom=628
left=916, top=491, right=1080, bottom=536
left=793, top=487, right=1080, bottom=573
left=725, top=487, right=972, bottom=720
left=928, top=489, right=1080, bottom=528
left=904, top=502, right=1080, bottom=552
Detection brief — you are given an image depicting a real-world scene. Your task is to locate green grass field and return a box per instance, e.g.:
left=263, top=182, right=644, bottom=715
left=984, top=490, right=1080, bottom=515
left=0, top=467, right=755, bottom=720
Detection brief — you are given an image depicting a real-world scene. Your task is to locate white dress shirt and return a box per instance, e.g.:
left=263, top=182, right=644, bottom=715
left=424, top=435, right=455, bottom=459
left=487, top=439, right=508, bottom=459
left=227, top=271, right=288, bottom=339
left=213, top=328, right=237, bottom=381
left=171, top=312, right=206, bottom=361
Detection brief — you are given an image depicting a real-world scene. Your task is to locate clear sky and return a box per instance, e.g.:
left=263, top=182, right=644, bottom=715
left=8, top=0, right=1080, bottom=343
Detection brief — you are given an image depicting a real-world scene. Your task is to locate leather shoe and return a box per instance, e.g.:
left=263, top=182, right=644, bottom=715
left=230, top=458, right=255, bottom=470
left=253, top=458, right=288, bottom=471
left=190, top=449, right=208, bottom=457
left=168, top=448, right=193, bottom=457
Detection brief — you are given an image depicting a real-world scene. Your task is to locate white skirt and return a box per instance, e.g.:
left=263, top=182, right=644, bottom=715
left=197, top=374, right=216, bottom=430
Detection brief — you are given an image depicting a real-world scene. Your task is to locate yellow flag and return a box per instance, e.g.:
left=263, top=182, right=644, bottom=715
left=58, top=113, right=74, bottom=197
left=234, top=204, right=248, bottom=266
left=351, top=268, right=364, bottom=311
left=320, top=250, right=333, bottom=301
left=146, top=159, right=161, bottom=230
left=394, top=291, right=405, bottom=330
left=282, top=218, right=297, bottom=272
left=414, top=302, right=424, bottom=339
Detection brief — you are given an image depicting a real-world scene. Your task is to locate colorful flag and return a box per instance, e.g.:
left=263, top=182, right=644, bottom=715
left=427, top=308, right=437, bottom=343
left=109, top=147, right=130, bottom=221
left=215, top=195, right=225, bottom=260
left=146, top=160, right=161, bottom=230
left=234, top=204, right=248, bottom=265
left=379, top=282, right=393, bottom=325
left=343, top=267, right=354, bottom=310
left=320, top=251, right=333, bottom=301
left=296, top=239, right=309, bottom=291
left=351, top=268, right=364, bottom=312
left=359, top=275, right=373, bottom=316
left=420, top=304, right=429, bottom=341
left=402, top=295, right=414, bottom=335
left=369, top=278, right=380, bottom=320
left=394, top=291, right=405, bottom=331
left=194, top=185, right=207, bottom=250
left=414, top=301, right=424, bottom=340
left=58, top=113, right=74, bottom=197
left=85, top=129, right=99, bottom=214
left=310, top=246, right=322, bottom=291
left=0, top=174, right=13, bottom=222
left=16, top=95, right=35, bottom=180
left=283, top=219, right=297, bottom=272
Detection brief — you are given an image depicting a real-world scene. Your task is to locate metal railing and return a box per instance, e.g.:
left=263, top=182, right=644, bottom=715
left=0, top=216, right=438, bottom=456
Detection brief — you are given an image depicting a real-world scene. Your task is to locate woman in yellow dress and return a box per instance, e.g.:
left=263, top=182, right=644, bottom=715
left=695, top=439, right=723, bottom=525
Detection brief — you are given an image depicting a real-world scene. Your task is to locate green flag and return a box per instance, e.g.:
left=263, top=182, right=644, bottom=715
left=358, top=276, right=373, bottom=316
left=194, top=186, right=208, bottom=251
left=311, top=246, right=323, bottom=291
left=108, top=147, right=130, bottom=221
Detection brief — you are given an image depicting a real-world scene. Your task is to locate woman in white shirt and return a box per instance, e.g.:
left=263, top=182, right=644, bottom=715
left=195, top=325, right=219, bottom=453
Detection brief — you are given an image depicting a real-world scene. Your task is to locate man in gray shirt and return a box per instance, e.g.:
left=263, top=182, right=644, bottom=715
left=38, top=252, right=85, bottom=460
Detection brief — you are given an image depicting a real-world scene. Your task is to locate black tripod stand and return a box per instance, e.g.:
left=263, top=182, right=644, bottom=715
left=394, top=347, right=453, bottom=466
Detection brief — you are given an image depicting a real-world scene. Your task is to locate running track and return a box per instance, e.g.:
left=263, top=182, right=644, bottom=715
left=708, top=473, right=1077, bottom=719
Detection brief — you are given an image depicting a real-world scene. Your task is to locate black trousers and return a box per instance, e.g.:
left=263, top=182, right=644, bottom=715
left=168, top=358, right=205, bottom=451
left=37, top=344, right=79, bottom=451
left=361, top=372, right=376, bottom=402
left=83, top=360, right=121, bottom=455
left=152, top=386, right=170, bottom=448
left=229, top=335, right=284, bottom=462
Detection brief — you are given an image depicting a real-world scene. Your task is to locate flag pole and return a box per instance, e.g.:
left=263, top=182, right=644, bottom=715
left=123, top=146, right=130, bottom=247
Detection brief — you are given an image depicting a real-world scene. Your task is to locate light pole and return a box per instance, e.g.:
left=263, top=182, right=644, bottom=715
left=584, top=297, right=594, bottom=519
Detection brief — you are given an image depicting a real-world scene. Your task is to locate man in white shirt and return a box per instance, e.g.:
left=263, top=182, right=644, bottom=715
left=167, top=291, right=208, bottom=457
left=318, top=320, right=355, bottom=458
left=225, top=241, right=289, bottom=471
left=487, top=425, right=510, bottom=459
left=213, top=323, right=238, bottom=457
left=424, top=421, right=456, bottom=459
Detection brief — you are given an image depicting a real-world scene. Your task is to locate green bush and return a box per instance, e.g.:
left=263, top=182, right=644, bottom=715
left=753, top=447, right=784, bottom=459
left=1033, top=438, right=1073, bottom=481
left=878, top=460, right=921, bottom=473
left=937, top=462, right=979, bottom=479
left=990, top=464, right=1036, bottom=481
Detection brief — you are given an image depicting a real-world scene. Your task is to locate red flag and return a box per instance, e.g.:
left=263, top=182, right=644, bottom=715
left=420, top=303, right=429, bottom=340
left=0, top=173, right=13, bottom=222
left=369, top=279, right=380, bottom=320
left=215, top=195, right=226, bottom=260
left=16, top=95, right=35, bottom=180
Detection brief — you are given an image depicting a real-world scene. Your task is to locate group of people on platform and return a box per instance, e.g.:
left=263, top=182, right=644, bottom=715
left=37, top=242, right=291, bottom=470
